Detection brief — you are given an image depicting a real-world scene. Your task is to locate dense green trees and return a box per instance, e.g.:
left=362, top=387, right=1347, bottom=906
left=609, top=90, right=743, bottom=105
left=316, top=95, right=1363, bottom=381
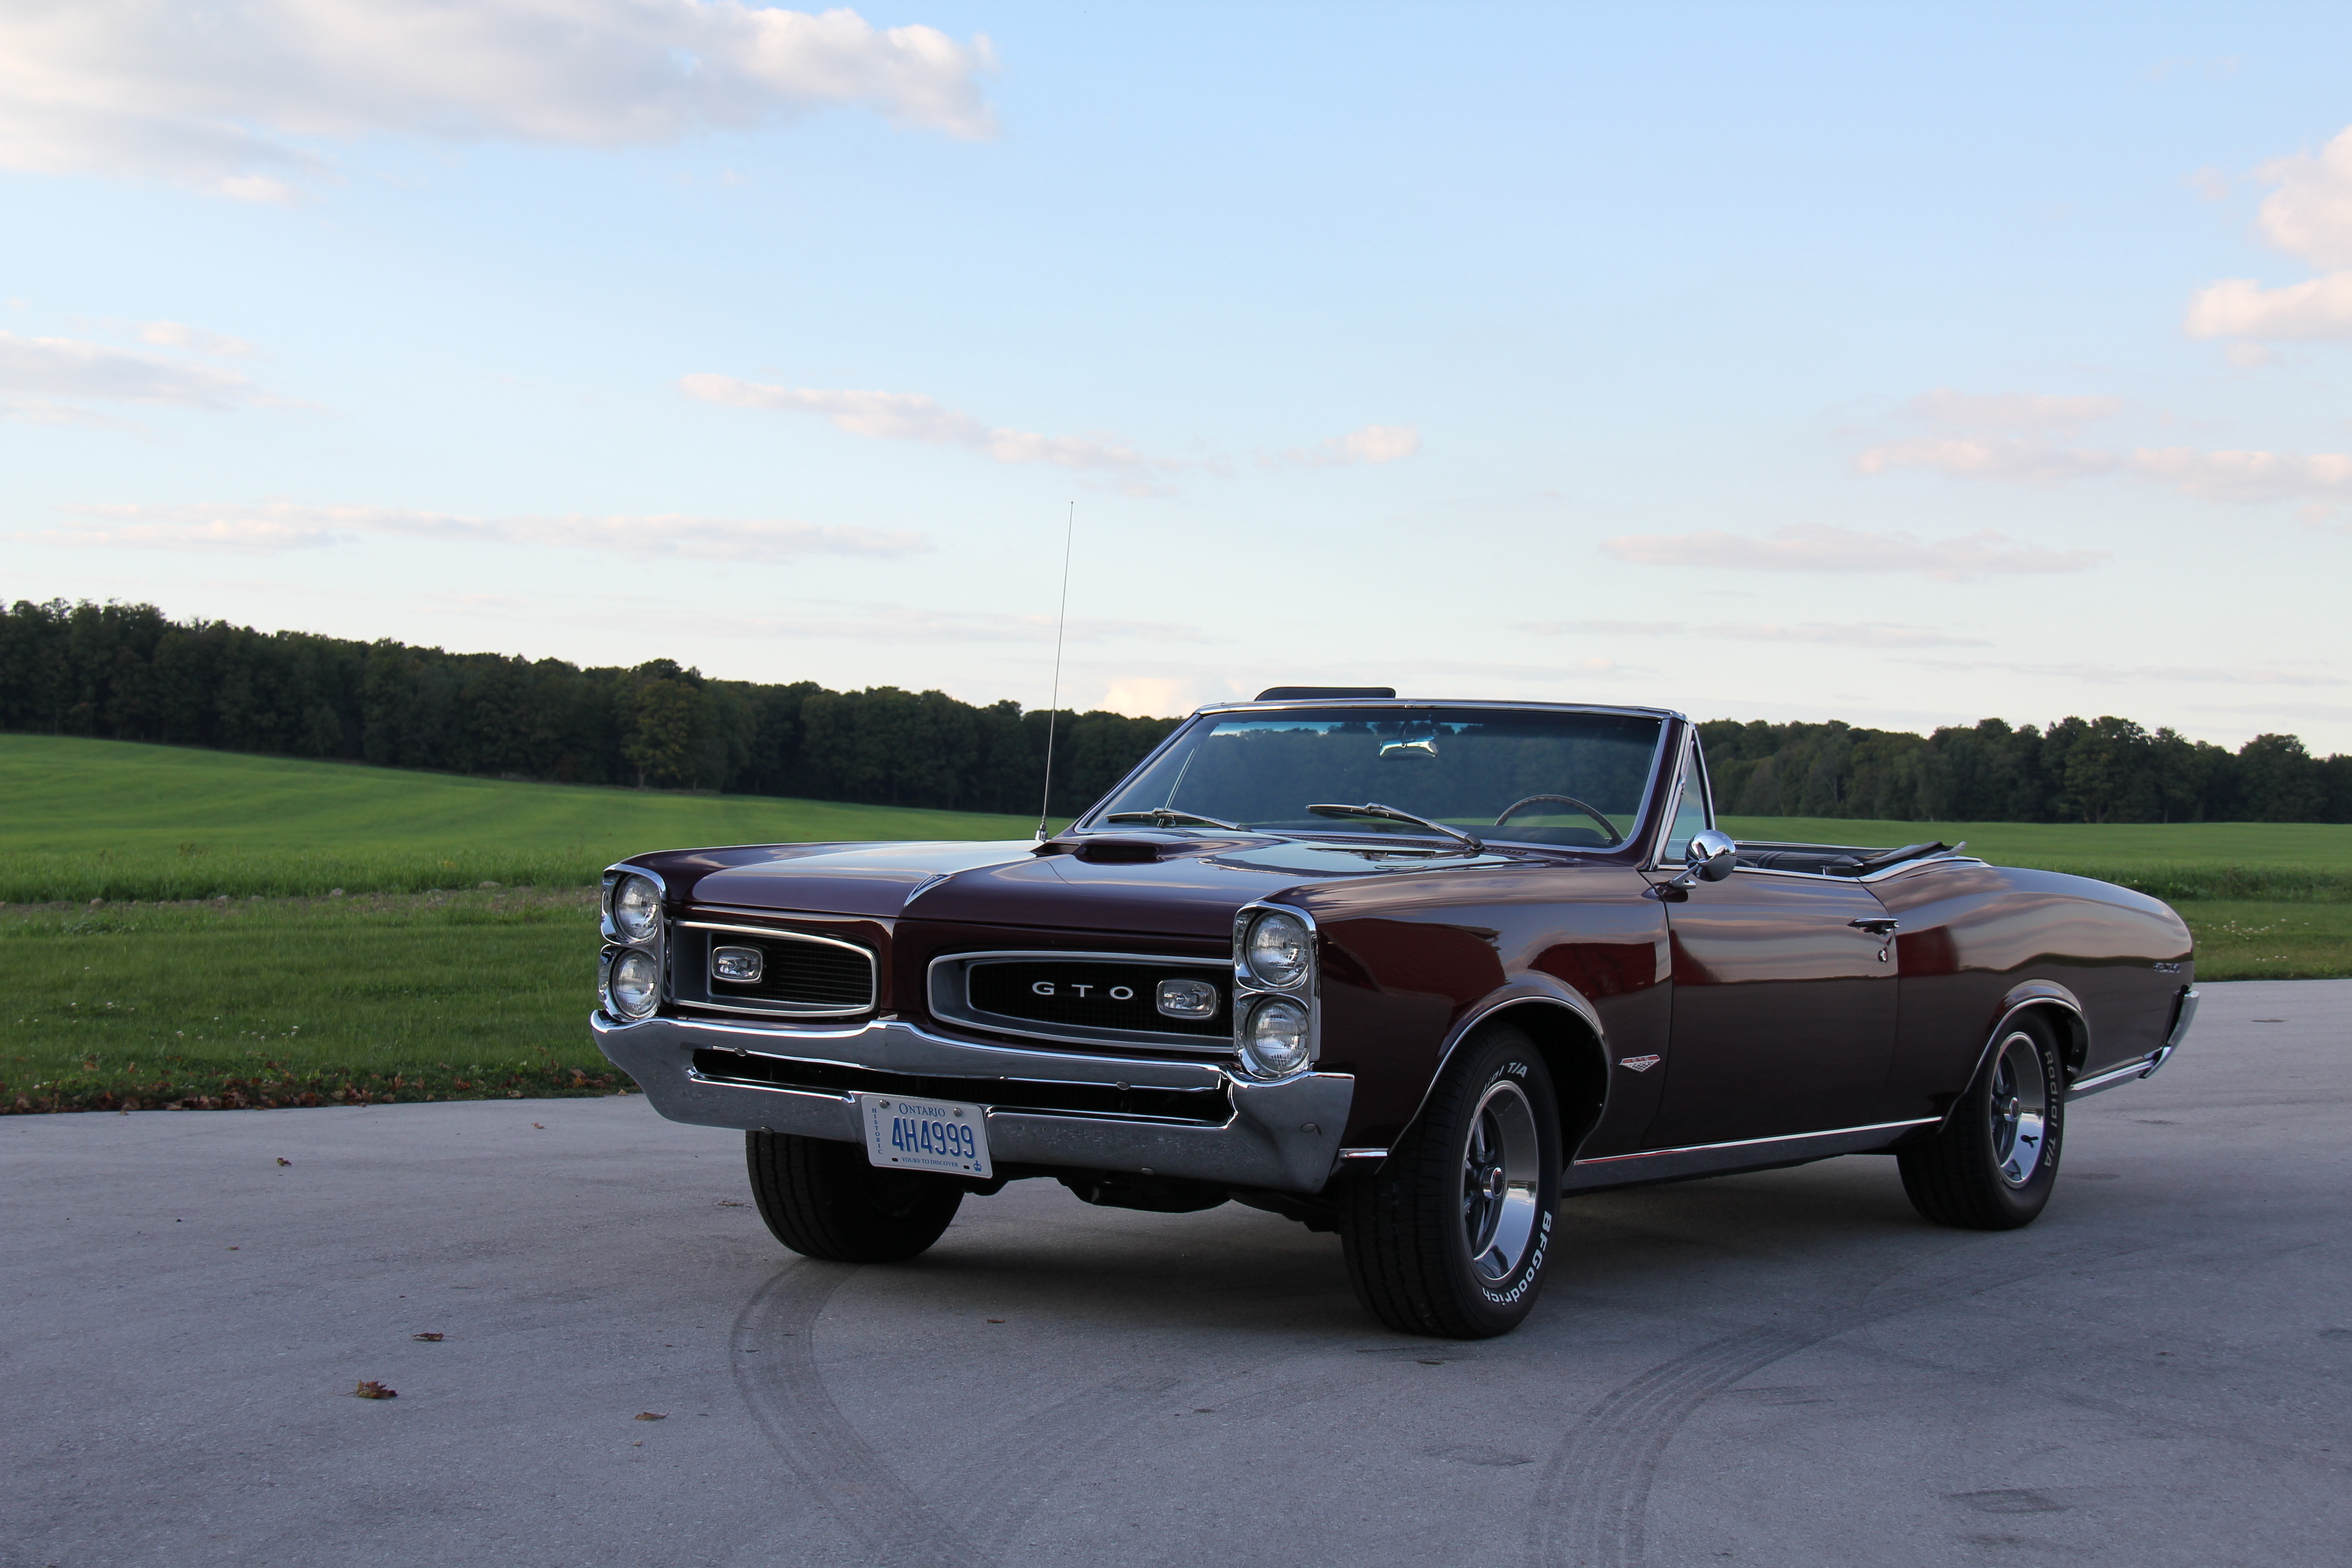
left=0, top=599, right=1171, bottom=817
left=1700, top=715, right=2352, bottom=824
left=4, top=598, right=2346, bottom=822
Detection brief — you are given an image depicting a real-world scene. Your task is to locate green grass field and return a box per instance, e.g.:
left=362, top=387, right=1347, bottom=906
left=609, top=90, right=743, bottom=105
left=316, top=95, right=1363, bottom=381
left=3, top=736, right=2346, bottom=1114
left=0, top=733, right=1044, bottom=902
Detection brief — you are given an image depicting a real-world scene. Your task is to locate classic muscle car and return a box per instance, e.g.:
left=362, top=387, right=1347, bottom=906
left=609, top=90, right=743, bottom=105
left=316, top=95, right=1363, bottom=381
left=592, top=691, right=2199, bottom=1338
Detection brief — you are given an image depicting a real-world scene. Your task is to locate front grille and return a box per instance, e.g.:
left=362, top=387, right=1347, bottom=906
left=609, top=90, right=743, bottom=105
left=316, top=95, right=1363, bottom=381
left=966, top=959, right=1230, bottom=1038
left=676, top=924, right=875, bottom=1016
left=688, top=1050, right=1230, bottom=1125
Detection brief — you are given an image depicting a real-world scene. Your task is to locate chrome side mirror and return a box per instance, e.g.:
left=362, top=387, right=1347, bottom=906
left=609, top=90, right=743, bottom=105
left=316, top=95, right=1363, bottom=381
left=1673, top=828, right=1738, bottom=887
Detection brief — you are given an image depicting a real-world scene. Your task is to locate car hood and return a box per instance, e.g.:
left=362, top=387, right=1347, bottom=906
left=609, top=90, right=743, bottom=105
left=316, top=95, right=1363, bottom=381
left=642, top=833, right=1538, bottom=937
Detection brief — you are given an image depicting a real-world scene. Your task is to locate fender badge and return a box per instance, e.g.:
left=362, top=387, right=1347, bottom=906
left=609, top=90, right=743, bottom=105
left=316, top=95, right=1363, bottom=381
left=1617, top=1055, right=1661, bottom=1073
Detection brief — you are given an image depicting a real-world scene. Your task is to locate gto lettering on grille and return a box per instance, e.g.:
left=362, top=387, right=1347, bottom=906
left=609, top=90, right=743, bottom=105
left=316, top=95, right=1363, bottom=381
left=1029, top=981, right=1137, bottom=1000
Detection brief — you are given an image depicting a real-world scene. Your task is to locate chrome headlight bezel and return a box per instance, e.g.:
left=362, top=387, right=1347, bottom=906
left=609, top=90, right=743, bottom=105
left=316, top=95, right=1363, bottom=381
left=600, top=864, right=668, bottom=1022
left=1242, top=910, right=1312, bottom=989
left=606, top=946, right=662, bottom=1020
left=1231, top=901, right=1318, bottom=1080
left=610, top=873, right=663, bottom=943
left=1240, top=995, right=1312, bottom=1078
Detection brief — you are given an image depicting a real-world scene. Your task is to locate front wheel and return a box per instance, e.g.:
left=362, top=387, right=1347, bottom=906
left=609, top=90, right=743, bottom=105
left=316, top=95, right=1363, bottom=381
left=1898, top=1015, right=2066, bottom=1230
left=745, top=1131, right=963, bottom=1263
left=1337, top=1025, right=1562, bottom=1338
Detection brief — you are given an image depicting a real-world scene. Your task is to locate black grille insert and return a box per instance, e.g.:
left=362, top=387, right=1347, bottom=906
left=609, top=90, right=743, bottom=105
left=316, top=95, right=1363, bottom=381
left=688, top=1050, right=1230, bottom=1124
left=679, top=926, right=875, bottom=1014
left=966, top=960, right=1229, bottom=1038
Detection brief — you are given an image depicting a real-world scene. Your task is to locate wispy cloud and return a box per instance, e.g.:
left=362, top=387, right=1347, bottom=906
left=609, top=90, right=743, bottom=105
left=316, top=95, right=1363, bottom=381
left=1603, top=524, right=2102, bottom=580
left=1858, top=432, right=2352, bottom=503
left=1904, top=658, right=2347, bottom=687
left=1521, top=618, right=1991, bottom=649
left=1902, top=388, right=2122, bottom=431
left=20, top=501, right=928, bottom=562
left=134, top=320, right=256, bottom=358
left=0, top=329, right=274, bottom=418
left=678, top=376, right=1191, bottom=492
left=1259, top=424, right=1421, bottom=469
left=0, top=1, right=998, bottom=201
left=2184, top=122, right=2352, bottom=340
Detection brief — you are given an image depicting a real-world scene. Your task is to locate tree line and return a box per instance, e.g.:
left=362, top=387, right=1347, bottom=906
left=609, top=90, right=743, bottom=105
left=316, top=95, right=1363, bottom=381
left=0, top=599, right=1173, bottom=817
left=3, top=598, right=2347, bottom=823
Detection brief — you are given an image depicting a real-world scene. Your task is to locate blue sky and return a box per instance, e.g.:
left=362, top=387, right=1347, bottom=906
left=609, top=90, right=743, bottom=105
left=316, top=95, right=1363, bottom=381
left=7, top=1, right=2352, bottom=750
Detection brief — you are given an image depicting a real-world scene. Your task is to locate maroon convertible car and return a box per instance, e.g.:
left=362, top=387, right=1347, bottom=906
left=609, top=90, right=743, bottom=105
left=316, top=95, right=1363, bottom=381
left=592, top=691, right=2199, bottom=1338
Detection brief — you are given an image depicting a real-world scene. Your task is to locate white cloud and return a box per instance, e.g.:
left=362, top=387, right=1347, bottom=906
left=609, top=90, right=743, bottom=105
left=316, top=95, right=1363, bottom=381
left=1520, top=619, right=1990, bottom=649
left=1908, top=659, right=2347, bottom=688
left=1260, top=423, right=1422, bottom=469
left=0, top=1, right=997, bottom=199
left=1903, top=388, right=2122, bottom=431
left=1857, top=429, right=2352, bottom=504
left=1855, top=436, right=2119, bottom=485
left=679, top=377, right=1168, bottom=481
left=2184, top=123, right=2352, bottom=340
left=20, top=501, right=928, bottom=561
left=136, top=320, right=255, bottom=358
left=1602, top=524, right=2102, bottom=580
left=0, top=329, right=271, bottom=415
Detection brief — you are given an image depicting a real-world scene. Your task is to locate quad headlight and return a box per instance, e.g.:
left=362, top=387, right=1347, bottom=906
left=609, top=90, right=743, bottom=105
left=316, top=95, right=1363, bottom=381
left=1232, top=903, right=1316, bottom=1080
left=612, top=874, right=663, bottom=942
left=1240, top=997, right=1312, bottom=1078
left=608, top=948, right=662, bottom=1019
left=1244, top=911, right=1311, bottom=989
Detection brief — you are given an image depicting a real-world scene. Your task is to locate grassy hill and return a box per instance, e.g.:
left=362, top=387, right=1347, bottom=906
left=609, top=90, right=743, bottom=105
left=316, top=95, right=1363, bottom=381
left=0, top=734, right=1044, bottom=902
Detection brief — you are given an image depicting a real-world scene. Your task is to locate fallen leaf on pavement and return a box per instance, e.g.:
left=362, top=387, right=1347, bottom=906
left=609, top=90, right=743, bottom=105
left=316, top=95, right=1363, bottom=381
left=353, top=1381, right=397, bottom=1400
left=532, top=1122, right=544, bottom=1129
left=275, top=1157, right=291, bottom=1166
left=412, top=1332, right=445, bottom=1342
left=634, top=1411, right=666, bottom=1421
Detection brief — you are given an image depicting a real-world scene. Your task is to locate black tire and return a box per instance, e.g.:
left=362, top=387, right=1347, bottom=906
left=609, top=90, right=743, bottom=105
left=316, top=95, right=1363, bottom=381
left=745, top=1131, right=963, bottom=1263
left=1899, top=1014, right=2066, bottom=1230
left=1337, top=1024, right=1562, bottom=1339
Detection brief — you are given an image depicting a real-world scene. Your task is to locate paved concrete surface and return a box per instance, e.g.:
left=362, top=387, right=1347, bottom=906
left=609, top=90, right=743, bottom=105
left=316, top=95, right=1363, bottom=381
left=3, top=980, right=2347, bottom=1568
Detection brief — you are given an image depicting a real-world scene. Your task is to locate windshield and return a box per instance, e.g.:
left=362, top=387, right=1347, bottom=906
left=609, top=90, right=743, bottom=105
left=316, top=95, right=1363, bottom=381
left=1087, top=707, right=1666, bottom=849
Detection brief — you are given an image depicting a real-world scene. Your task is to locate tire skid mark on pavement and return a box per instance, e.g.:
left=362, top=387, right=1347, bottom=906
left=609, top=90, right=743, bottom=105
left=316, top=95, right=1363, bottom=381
left=1523, top=1235, right=2156, bottom=1568
left=730, top=1261, right=985, bottom=1568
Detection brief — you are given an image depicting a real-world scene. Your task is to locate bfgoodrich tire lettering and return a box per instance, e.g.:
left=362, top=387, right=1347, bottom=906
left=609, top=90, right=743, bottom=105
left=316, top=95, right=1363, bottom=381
left=745, top=1130, right=963, bottom=1263
left=1898, top=1014, right=2066, bottom=1230
left=1338, top=1024, right=1563, bottom=1338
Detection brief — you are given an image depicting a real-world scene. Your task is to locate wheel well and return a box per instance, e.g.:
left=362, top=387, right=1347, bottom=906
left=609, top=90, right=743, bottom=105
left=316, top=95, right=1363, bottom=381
left=1471, top=1002, right=1609, bottom=1162
left=2012, top=1000, right=2090, bottom=1078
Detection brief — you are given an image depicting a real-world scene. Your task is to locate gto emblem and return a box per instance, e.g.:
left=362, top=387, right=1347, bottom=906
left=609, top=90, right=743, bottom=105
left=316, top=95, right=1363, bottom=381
left=1617, top=1055, right=1661, bottom=1073
left=1030, top=981, right=1136, bottom=1000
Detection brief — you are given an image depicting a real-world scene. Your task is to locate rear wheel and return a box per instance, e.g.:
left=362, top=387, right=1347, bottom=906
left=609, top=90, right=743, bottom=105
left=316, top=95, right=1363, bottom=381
left=1898, top=1015, right=2065, bottom=1230
left=1338, top=1025, right=1562, bottom=1338
left=745, top=1131, right=963, bottom=1263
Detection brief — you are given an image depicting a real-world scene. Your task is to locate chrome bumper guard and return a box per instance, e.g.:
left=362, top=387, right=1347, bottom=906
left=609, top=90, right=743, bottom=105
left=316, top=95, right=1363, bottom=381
left=2068, top=986, right=2198, bottom=1101
left=591, top=1013, right=1355, bottom=1194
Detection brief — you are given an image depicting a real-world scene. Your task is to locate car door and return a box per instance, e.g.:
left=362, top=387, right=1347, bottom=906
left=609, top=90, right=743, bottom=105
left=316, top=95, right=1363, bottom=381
left=1640, top=743, right=1898, bottom=1149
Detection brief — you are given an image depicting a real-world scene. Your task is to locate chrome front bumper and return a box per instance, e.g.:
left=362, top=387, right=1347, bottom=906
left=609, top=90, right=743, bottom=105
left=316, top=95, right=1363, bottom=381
left=591, top=1012, right=1355, bottom=1194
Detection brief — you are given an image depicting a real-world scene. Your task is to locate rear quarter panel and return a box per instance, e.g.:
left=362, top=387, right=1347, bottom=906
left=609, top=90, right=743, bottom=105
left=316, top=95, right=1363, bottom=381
left=1872, top=862, right=2193, bottom=1122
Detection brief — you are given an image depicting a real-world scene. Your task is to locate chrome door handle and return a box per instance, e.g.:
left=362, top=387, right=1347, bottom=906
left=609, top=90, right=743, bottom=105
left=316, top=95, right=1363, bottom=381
left=1848, top=917, right=1899, bottom=936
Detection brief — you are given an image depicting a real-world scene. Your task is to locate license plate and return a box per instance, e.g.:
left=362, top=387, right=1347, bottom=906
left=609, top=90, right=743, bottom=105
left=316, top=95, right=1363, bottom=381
left=858, top=1092, right=992, bottom=1179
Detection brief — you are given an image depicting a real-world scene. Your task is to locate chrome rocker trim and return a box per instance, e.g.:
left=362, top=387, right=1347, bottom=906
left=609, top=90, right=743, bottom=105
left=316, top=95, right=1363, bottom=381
left=1562, top=1117, right=1938, bottom=1191
left=591, top=1012, right=1354, bottom=1194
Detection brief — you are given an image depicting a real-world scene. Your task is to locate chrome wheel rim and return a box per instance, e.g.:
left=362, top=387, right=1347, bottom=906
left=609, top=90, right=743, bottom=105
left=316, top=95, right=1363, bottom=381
left=1461, top=1080, right=1541, bottom=1283
left=1989, top=1031, right=2050, bottom=1187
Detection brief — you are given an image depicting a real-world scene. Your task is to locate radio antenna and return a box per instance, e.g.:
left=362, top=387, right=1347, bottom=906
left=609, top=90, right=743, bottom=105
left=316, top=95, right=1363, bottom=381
left=1035, top=500, right=1075, bottom=841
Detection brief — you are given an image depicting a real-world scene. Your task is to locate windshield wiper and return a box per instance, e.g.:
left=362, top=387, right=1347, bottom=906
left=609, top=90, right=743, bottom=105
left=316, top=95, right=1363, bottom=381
left=1103, top=807, right=1248, bottom=831
left=1306, top=802, right=1484, bottom=853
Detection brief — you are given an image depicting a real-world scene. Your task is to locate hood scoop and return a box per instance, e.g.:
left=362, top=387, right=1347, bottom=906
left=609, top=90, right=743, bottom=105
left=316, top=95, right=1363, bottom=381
left=1037, top=836, right=1172, bottom=864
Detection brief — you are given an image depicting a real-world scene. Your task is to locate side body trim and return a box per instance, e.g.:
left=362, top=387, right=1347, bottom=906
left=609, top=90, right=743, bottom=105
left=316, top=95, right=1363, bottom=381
left=1563, top=1117, right=1936, bottom=1191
